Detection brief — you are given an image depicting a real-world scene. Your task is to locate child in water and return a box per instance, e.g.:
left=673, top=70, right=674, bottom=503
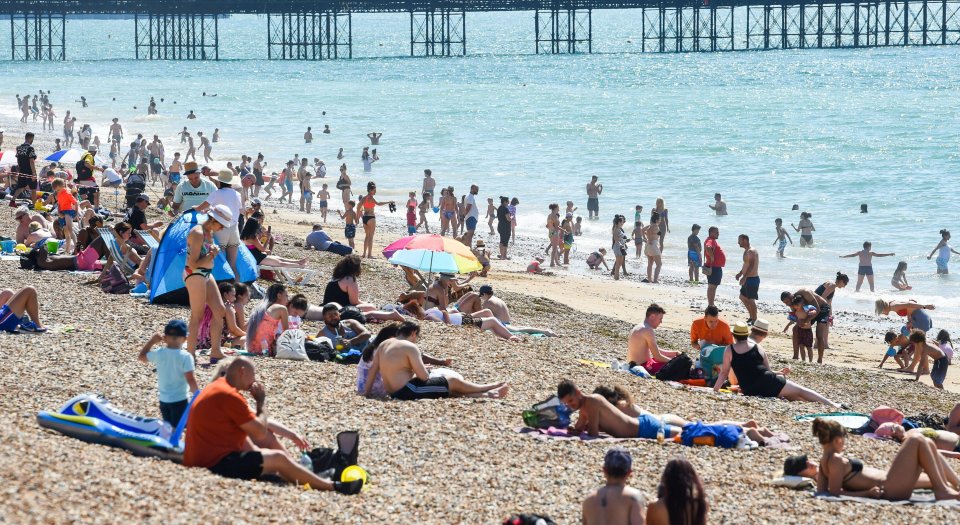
left=574, top=216, right=583, bottom=236
left=773, top=218, right=793, bottom=258
left=486, top=197, right=496, bottom=235
left=631, top=221, right=644, bottom=259
left=561, top=217, right=574, bottom=265
left=891, top=261, right=911, bottom=291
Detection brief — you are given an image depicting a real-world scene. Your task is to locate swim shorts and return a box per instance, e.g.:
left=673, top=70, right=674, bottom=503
left=407, top=225, right=417, bottom=235
left=0, top=305, right=21, bottom=333
left=688, top=250, right=701, bottom=267
left=931, top=356, right=949, bottom=386
left=159, top=399, right=188, bottom=427
left=303, top=190, right=313, bottom=203
left=344, top=224, right=356, bottom=239
left=209, top=451, right=264, bottom=480
left=499, top=228, right=511, bottom=248
left=778, top=238, right=787, bottom=252
left=796, top=327, right=814, bottom=348
left=739, top=276, right=760, bottom=300
left=637, top=413, right=675, bottom=439
left=815, top=304, right=831, bottom=324
left=642, top=358, right=666, bottom=375
left=858, top=265, right=873, bottom=276
left=58, top=209, right=77, bottom=227
left=706, top=266, right=723, bottom=286
left=390, top=377, right=450, bottom=401
left=465, top=216, right=477, bottom=231
left=587, top=197, right=599, bottom=213
left=318, top=200, right=328, bottom=209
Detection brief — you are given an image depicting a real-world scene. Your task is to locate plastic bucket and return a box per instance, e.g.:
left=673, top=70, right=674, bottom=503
left=0, top=240, right=14, bottom=253
left=46, top=239, right=59, bottom=254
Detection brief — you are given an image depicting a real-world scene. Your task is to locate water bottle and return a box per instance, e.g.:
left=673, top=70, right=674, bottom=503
left=299, top=452, right=313, bottom=472
left=656, top=415, right=665, bottom=444
left=260, top=339, right=270, bottom=357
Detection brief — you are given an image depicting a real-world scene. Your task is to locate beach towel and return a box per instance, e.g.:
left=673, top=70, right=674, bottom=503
left=771, top=476, right=815, bottom=490
left=795, top=413, right=870, bottom=430
left=814, top=491, right=960, bottom=507
left=514, top=427, right=641, bottom=442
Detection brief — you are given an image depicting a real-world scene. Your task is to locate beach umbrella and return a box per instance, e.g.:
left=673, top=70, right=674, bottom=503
left=384, top=234, right=482, bottom=274
left=0, top=151, right=16, bottom=165
left=44, top=148, right=107, bottom=165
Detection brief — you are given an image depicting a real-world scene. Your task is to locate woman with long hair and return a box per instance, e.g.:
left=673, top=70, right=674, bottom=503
left=546, top=203, right=563, bottom=267
left=654, top=197, right=669, bottom=251
left=358, top=181, right=394, bottom=259
left=322, top=255, right=404, bottom=322
left=646, top=458, right=707, bottom=525
left=928, top=229, right=960, bottom=274
left=245, top=283, right=290, bottom=355
left=610, top=214, right=628, bottom=280
left=240, top=215, right=307, bottom=268
left=336, top=163, right=352, bottom=211
left=184, top=205, right=230, bottom=363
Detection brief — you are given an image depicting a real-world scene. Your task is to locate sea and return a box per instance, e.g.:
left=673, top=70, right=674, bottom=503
left=1, top=11, right=958, bottom=332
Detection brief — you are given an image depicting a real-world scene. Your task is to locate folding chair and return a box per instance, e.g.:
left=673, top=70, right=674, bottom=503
left=276, top=267, right=317, bottom=286
left=96, top=227, right=138, bottom=279
left=135, top=229, right=160, bottom=251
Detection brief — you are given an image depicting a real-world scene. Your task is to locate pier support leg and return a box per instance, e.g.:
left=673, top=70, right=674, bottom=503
left=134, top=14, right=218, bottom=60
left=535, top=7, right=592, bottom=53
left=411, top=8, right=465, bottom=56
left=10, top=13, right=65, bottom=61
left=267, top=11, right=351, bottom=59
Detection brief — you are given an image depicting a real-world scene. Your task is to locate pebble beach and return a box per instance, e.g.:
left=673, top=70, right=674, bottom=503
left=2, top=166, right=959, bottom=523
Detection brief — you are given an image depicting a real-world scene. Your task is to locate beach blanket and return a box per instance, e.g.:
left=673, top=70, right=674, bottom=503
left=771, top=476, right=815, bottom=490
left=0, top=255, right=20, bottom=262
left=814, top=491, right=960, bottom=507
left=795, top=413, right=870, bottom=430
left=514, top=427, right=645, bottom=442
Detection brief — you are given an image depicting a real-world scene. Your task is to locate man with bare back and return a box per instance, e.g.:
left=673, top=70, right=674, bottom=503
left=626, top=304, right=679, bottom=376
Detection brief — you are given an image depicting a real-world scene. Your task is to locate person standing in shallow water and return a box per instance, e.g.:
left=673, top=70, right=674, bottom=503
left=735, top=234, right=760, bottom=324
left=792, top=212, right=815, bottom=247
left=840, top=241, right=894, bottom=292
left=586, top=175, right=602, bottom=220
left=928, top=229, right=960, bottom=275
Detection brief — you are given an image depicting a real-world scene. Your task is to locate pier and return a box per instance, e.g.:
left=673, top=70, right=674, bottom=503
left=0, top=0, right=959, bottom=60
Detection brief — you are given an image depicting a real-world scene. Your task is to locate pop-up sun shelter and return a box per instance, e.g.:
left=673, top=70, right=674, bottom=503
left=148, top=210, right=258, bottom=305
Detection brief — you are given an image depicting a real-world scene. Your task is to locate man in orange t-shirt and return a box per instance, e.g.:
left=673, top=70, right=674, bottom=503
left=689, top=305, right=734, bottom=350
left=183, top=357, right=362, bottom=494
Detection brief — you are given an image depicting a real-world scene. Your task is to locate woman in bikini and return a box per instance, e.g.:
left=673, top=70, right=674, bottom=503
left=185, top=204, right=230, bottom=363
left=792, top=211, right=815, bottom=247
left=245, top=283, right=290, bottom=356
left=546, top=203, right=563, bottom=267
left=610, top=214, right=628, bottom=280
left=337, top=163, right=352, bottom=211
left=358, top=181, right=394, bottom=259
left=654, top=197, right=669, bottom=251
left=813, top=417, right=960, bottom=500
left=644, top=213, right=662, bottom=283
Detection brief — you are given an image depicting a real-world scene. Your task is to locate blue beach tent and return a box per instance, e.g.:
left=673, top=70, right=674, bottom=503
left=148, top=210, right=258, bottom=305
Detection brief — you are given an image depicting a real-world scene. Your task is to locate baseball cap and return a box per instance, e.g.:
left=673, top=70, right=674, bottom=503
left=136, top=193, right=151, bottom=203
left=251, top=198, right=262, bottom=206
left=479, top=285, right=493, bottom=296
left=783, top=454, right=808, bottom=476
left=603, top=447, right=632, bottom=477
left=164, top=319, right=188, bottom=337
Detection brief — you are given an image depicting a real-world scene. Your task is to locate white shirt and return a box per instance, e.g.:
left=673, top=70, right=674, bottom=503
left=174, top=178, right=216, bottom=211
left=465, top=193, right=480, bottom=221
left=205, top=188, right=242, bottom=227
left=102, top=168, right=122, bottom=184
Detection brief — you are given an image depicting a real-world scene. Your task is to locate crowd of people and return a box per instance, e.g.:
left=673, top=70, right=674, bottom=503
left=3, top=91, right=959, bottom=521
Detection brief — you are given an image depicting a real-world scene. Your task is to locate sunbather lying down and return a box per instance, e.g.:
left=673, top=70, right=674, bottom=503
left=874, top=422, right=960, bottom=459
left=556, top=380, right=779, bottom=443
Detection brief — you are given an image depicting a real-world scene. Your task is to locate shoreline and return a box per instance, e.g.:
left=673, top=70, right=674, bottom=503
left=3, top=110, right=955, bottom=393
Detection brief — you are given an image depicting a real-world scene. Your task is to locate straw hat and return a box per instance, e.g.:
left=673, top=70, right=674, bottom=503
left=217, top=169, right=233, bottom=185
left=752, top=319, right=770, bottom=333
left=732, top=322, right=750, bottom=337
left=183, top=161, right=199, bottom=175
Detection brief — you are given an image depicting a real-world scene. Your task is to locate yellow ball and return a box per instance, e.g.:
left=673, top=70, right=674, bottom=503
left=14, top=244, right=27, bottom=253
left=340, top=465, right=369, bottom=486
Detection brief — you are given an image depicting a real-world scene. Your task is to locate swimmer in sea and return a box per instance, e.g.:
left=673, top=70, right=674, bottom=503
left=840, top=241, right=894, bottom=292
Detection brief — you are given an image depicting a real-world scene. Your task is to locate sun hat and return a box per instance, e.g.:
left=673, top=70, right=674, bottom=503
left=783, top=454, right=808, bottom=476
left=164, top=319, right=188, bottom=337
left=217, top=169, right=234, bottom=185
left=183, top=161, right=199, bottom=175
left=87, top=144, right=98, bottom=152
left=14, top=207, right=29, bottom=219
left=603, top=447, right=632, bottom=477
left=439, top=272, right=456, bottom=280
left=208, top=204, right=233, bottom=227
left=732, top=322, right=750, bottom=337
left=752, top=319, right=770, bottom=333
left=475, top=239, right=485, bottom=247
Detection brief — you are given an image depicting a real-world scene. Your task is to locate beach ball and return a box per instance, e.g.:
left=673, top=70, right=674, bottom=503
left=14, top=244, right=27, bottom=253
left=341, top=465, right=369, bottom=486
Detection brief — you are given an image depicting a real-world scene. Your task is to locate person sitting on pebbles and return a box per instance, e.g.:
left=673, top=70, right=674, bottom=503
left=362, top=320, right=509, bottom=400
left=183, top=357, right=363, bottom=495
left=454, top=285, right=558, bottom=337
left=0, top=286, right=46, bottom=333
left=581, top=448, right=646, bottom=525
left=714, top=321, right=845, bottom=409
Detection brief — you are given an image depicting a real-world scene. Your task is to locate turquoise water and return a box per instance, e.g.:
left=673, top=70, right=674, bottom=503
left=2, top=12, right=959, bottom=330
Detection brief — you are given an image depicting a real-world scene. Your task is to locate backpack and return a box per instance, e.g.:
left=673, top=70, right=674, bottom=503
left=680, top=421, right=743, bottom=449
left=655, top=353, right=694, bottom=381
left=275, top=329, right=308, bottom=360
left=306, top=430, right=360, bottom=479
left=521, top=395, right=571, bottom=429
left=305, top=337, right=336, bottom=362
left=100, top=262, right=131, bottom=294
